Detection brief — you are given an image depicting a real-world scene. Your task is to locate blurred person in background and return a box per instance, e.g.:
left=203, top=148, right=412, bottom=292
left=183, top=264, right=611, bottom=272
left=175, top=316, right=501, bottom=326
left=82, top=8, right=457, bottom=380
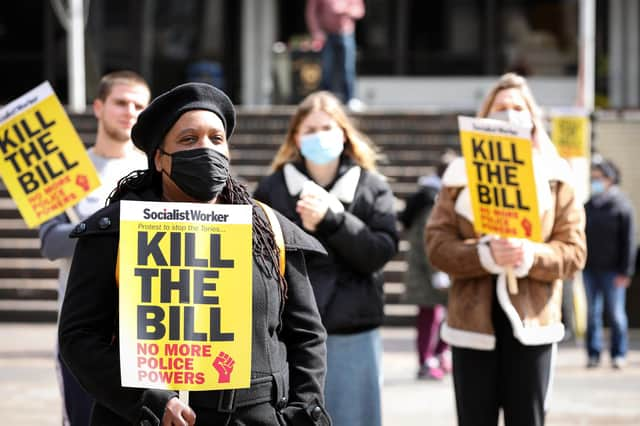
left=254, top=91, right=398, bottom=426
left=39, top=70, right=150, bottom=426
left=305, top=0, right=366, bottom=111
left=583, top=155, right=636, bottom=369
left=399, top=150, right=456, bottom=380
left=426, top=73, right=586, bottom=426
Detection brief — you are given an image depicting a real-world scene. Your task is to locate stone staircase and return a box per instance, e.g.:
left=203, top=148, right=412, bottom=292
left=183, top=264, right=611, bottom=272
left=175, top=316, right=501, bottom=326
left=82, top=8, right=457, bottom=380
left=0, top=109, right=463, bottom=325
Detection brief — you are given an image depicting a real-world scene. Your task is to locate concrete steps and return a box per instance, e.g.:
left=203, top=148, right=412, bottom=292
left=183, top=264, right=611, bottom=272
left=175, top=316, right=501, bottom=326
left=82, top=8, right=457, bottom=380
left=0, top=300, right=58, bottom=322
left=0, top=109, right=460, bottom=325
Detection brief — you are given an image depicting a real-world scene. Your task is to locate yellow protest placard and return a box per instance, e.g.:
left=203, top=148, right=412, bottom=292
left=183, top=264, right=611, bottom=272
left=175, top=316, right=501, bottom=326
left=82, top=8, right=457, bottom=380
left=458, top=116, right=541, bottom=242
left=551, top=111, right=590, bottom=158
left=0, top=82, right=100, bottom=227
left=118, top=201, right=253, bottom=391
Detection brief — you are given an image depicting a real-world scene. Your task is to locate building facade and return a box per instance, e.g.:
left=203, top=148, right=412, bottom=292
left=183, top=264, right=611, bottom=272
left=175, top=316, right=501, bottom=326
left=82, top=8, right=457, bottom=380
left=1, top=0, right=637, bottom=110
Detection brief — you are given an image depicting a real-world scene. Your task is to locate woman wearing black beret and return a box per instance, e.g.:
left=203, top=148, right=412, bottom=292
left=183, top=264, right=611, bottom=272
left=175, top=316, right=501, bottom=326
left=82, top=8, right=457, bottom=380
left=58, top=83, right=331, bottom=425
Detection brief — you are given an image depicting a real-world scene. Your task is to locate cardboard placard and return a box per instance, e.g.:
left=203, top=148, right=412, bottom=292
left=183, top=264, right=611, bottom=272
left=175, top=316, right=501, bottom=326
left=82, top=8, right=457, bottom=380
left=0, top=82, right=100, bottom=227
left=118, top=201, right=253, bottom=390
left=458, top=116, right=541, bottom=242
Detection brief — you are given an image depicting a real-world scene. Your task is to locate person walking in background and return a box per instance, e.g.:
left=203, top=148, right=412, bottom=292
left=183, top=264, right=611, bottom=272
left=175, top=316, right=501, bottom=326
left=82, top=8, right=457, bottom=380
left=426, top=73, right=586, bottom=426
left=39, top=70, right=150, bottom=426
left=254, top=91, right=398, bottom=426
left=305, top=0, right=365, bottom=111
left=399, top=150, right=456, bottom=381
left=584, top=156, right=636, bottom=369
left=58, top=82, right=331, bottom=425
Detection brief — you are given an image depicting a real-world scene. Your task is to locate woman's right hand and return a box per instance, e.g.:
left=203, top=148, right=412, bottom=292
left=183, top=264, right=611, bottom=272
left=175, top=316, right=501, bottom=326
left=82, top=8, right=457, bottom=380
left=488, top=237, right=524, bottom=268
left=162, top=397, right=196, bottom=426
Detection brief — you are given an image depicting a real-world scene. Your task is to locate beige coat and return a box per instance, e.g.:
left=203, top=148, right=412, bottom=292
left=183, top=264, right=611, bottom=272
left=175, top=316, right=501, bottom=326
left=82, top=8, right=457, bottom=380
left=425, top=157, right=586, bottom=350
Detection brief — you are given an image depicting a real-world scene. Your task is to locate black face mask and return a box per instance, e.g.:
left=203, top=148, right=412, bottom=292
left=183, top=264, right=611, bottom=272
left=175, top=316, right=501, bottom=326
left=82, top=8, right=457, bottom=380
left=159, top=147, right=229, bottom=201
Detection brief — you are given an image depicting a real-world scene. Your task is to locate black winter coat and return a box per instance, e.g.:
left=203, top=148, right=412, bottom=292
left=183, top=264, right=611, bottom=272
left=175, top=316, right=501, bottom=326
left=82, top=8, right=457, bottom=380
left=254, top=160, right=398, bottom=334
left=58, top=189, right=331, bottom=426
left=585, top=186, right=637, bottom=276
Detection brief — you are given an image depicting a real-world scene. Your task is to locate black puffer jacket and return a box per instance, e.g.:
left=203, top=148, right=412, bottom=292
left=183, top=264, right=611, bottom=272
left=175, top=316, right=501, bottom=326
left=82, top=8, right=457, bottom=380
left=254, top=159, right=398, bottom=334
left=58, top=188, right=331, bottom=426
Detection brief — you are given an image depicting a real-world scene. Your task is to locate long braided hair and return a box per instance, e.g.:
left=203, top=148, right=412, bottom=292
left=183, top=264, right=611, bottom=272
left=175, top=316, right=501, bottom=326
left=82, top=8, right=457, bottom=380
left=108, top=169, right=288, bottom=301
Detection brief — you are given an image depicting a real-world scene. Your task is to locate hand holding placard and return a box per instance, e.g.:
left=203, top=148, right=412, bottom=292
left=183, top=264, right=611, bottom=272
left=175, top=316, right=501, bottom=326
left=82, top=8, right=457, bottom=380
left=488, top=237, right=525, bottom=295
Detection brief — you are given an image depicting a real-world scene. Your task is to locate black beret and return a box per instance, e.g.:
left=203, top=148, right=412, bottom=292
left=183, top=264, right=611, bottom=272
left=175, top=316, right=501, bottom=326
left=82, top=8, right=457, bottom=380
left=131, top=82, right=236, bottom=158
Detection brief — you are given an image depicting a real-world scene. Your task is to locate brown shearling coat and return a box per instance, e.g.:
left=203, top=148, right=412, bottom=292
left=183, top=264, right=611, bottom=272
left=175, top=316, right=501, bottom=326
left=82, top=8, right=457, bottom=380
left=425, top=160, right=586, bottom=349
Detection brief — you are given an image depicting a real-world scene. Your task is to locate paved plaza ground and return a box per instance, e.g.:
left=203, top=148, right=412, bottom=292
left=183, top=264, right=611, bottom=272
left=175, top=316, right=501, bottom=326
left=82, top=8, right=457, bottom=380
left=1, top=323, right=639, bottom=425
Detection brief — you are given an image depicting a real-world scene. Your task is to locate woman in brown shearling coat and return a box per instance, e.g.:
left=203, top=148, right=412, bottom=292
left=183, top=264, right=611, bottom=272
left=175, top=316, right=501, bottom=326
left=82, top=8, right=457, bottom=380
left=425, top=73, right=586, bottom=426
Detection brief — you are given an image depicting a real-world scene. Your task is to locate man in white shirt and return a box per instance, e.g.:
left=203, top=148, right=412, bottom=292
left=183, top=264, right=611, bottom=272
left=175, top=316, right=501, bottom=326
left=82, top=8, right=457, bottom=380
left=39, top=70, right=150, bottom=426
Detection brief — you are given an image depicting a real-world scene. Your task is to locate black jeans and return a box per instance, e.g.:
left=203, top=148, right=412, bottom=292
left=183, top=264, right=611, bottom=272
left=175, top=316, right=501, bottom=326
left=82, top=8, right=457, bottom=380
left=59, top=352, right=94, bottom=425
left=190, top=402, right=286, bottom=426
left=452, top=297, right=553, bottom=426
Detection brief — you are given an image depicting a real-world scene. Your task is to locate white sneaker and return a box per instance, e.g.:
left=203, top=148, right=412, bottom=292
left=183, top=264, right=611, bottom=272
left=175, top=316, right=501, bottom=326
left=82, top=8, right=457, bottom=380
left=612, top=357, right=626, bottom=369
left=347, top=98, right=366, bottom=112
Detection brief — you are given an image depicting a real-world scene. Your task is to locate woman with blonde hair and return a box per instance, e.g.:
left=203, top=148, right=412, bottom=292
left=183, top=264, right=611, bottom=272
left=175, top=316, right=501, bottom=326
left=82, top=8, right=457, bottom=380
left=478, top=72, right=557, bottom=155
left=255, top=91, right=398, bottom=426
left=426, top=73, right=586, bottom=426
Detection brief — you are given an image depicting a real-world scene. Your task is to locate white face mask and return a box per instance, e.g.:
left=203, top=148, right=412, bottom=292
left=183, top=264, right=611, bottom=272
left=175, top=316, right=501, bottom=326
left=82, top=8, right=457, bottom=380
left=488, top=109, right=534, bottom=132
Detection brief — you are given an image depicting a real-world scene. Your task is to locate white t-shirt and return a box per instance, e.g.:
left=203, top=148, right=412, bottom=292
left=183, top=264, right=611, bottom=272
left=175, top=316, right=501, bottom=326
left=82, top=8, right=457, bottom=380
left=54, top=146, right=147, bottom=303
left=74, top=148, right=148, bottom=218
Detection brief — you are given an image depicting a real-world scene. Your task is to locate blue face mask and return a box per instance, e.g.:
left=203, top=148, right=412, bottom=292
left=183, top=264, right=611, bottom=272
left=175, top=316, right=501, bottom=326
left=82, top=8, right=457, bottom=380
left=591, top=179, right=606, bottom=196
left=299, top=131, right=344, bottom=165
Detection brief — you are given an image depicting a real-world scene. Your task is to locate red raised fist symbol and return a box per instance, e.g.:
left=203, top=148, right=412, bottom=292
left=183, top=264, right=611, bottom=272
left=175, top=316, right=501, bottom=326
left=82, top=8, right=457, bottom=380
left=212, top=351, right=235, bottom=383
left=521, top=218, right=532, bottom=237
left=75, top=175, right=90, bottom=192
